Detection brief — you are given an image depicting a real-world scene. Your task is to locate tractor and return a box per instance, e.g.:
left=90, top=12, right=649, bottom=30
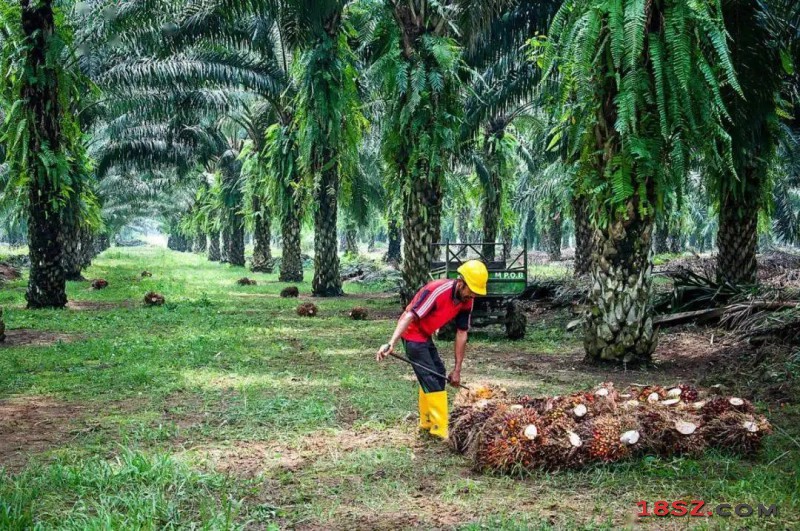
left=430, top=240, right=528, bottom=340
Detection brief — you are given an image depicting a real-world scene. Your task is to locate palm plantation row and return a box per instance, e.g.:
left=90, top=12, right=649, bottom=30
left=2, top=0, right=800, bottom=364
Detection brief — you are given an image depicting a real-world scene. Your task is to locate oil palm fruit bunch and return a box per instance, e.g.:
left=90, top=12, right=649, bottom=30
left=453, top=384, right=507, bottom=408
left=296, top=303, right=318, bottom=317
left=634, top=385, right=668, bottom=403
left=237, top=277, right=257, bottom=286
left=141, top=271, right=153, bottom=278
left=476, top=407, right=543, bottom=473
left=581, top=414, right=637, bottom=462
left=702, top=411, right=771, bottom=455
left=280, top=286, right=300, bottom=298
left=349, top=307, right=368, bottom=320
left=91, top=279, right=109, bottom=289
left=700, top=396, right=755, bottom=418
left=676, top=384, right=700, bottom=402
left=536, top=417, right=586, bottom=470
left=143, top=292, right=165, bottom=306
left=635, top=406, right=706, bottom=457
left=510, top=395, right=555, bottom=414
left=450, top=400, right=502, bottom=457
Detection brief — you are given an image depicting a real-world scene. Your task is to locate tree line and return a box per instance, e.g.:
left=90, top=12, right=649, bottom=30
left=1, top=0, right=799, bottom=364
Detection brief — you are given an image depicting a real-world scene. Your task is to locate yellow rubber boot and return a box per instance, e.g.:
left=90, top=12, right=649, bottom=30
left=426, top=390, right=449, bottom=439
left=418, top=387, right=432, bottom=430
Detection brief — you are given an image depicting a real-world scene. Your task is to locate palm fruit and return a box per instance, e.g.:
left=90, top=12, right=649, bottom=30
left=349, top=307, right=368, bottom=320
left=143, top=292, right=165, bottom=306
left=582, top=414, right=633, bottom=462
left=450, top=401, right=502, bottom=459
left=635, top=385, right=667, bottom=402
left=141, top=270, right=153, bottom=277
left=699, top=396, right=755, bottom=419
left=296, top=302, right=318, bottom=316
left=678, top=384, right=700, bottom=402
left=475, top=407, right=543, bottom=473
left=280, top=286, right=300, bottom=298
left=703, top=411, right=772, bottom=456
left=453, top=384, right=507, bottom=408
left=91, top=279, right=108, bottom=289
left=237, top=277, right=257, bottom=286
left=537, top=417, right=586, bottom=470
left=635, top=406, right=706, bottom=457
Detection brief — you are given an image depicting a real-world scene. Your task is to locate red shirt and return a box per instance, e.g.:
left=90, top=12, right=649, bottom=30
left=402, top=279, right=474, bottom=342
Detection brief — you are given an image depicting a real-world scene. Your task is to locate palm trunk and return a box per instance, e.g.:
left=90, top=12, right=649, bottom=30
left=280, top=208, right=303, bottom=282
left=80, top=229, right=94, bottom=269
left=193, top=233, right=207, bottom=253
left=547, top=212, right=563, bottom=262
left=385, top=214, right=402, bottom=264
left=220, top=225, right=231, bottom=263
left=584, top=205, right=656, bottom=364
left=402, top=176, right=441, bottom=302
left=0, top=307, right=5, bottom=343
left=572, top=195, right=593, bottom=277
left=207, top=231, right=221, bottom=262
left=502, top=227, right=513, bottom=262
left=654, top=219, right=669, bottom=254
left=481, top=172, right=502, bottom=263
left=716, top=186, right=758, bottom=285
left=344, top=228, right=358, bottom=258
left=227, top=212, right=245, bottom=267
left=27, top=182, right=67, bottom=308
left=251, top=197, right=273, bottom=273
left=62, top=217, right=85, bottom=281
left=458, top=206, right=470, bottom=245
left=312, top=166, right=343, bottom=296
left=23, top=0, right=67, bottom=309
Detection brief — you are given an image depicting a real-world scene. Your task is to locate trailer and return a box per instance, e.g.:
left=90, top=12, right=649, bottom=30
left=429, top=240, right=528, bottom=340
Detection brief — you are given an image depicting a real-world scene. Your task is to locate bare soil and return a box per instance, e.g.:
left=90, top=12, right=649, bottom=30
left=0, top=329, right=77, bottom=348
left=0, top=262, right=21, bottom=281
left=0, top=396, right=86, bottom=471
left=67, top=300, right=134, bottom=311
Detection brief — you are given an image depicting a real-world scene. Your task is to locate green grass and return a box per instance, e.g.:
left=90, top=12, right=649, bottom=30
left=0, top=247, right=798, bottom=529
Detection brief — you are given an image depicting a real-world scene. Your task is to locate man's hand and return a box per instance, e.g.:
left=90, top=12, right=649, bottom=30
left=376, top=343, right=394, bottom=361
left=447, top=369, right=461, bottom=388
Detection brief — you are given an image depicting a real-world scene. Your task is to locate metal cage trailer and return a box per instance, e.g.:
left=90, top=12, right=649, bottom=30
left=429, top=240, right=528, bottom=339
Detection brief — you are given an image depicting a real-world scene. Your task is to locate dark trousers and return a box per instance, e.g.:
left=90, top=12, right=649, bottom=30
left=403, top=338, right=446, bottom=393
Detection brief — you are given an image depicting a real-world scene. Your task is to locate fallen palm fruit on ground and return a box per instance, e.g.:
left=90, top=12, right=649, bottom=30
left=349, top=307, right=368, bottom=320
left=237, top=277, right=257, bottom=286
left=450, top=382, right=771, bottom=473
left=91, top=279, right=108, bottom=289
left=296, top=302, right=318, bottom=317
left=143, top=292, right=165, bottom=306
left=280, top=286, right=299, bottom=298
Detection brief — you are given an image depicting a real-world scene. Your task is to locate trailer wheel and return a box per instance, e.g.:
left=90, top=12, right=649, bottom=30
left=505, top=300, right=527, bottom=340
left=437, top=322, right=457, bottom=341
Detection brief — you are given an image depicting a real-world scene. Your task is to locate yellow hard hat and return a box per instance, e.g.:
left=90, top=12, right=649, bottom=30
left=457, top=260, right=488, bottom=296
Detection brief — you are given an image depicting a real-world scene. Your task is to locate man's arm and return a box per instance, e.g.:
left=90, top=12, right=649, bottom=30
left=376, top=311, right=416, bottom=361
left=449, top=329, right=467, bottom=386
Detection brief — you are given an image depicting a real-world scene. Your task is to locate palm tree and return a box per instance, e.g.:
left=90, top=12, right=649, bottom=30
left=1, top=0, right=93, bottom=308
left=710, top=0, right=786, bottom=285
left=460, top=1, right=559, bottom=262
left=365, top=1, right=472, bottom=300
left=542, top=0, right=741, bottom=363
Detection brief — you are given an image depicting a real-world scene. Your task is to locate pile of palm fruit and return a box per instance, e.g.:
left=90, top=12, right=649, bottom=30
left=450, top=382, right=771, bottom=473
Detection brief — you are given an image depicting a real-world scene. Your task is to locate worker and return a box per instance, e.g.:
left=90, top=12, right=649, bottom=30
left=376, top=260, right=489, bottom=439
